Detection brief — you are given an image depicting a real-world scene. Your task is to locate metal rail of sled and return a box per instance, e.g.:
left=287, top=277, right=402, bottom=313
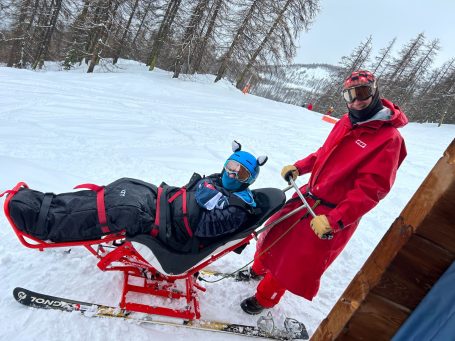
left=2, top=180, right=313, bottom=320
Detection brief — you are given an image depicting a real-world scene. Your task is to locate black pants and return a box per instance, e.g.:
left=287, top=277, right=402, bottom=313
left=8, top=178, right=157, bottom=242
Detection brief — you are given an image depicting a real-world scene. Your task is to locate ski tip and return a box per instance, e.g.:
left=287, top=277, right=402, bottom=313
left=13, top=287, right=31, bottom=304
left=13, top=287, right=28, bottom=296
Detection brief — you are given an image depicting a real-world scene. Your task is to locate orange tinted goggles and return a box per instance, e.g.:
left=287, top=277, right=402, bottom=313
left=224, top=160, right=251, bottom=182
left=342, top=85, right=374, bottom=103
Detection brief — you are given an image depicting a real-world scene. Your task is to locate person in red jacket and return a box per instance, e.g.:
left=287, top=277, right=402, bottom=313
left=239, top=70, right=408, bottom=314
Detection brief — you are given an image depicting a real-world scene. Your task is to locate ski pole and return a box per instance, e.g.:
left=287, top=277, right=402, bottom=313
left=288, top=177, right=333, bottom=240
left=288, top=178, right=316, bottom=218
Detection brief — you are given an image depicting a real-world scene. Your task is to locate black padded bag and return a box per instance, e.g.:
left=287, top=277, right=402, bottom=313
left=8, top=178, right=157, bottom=242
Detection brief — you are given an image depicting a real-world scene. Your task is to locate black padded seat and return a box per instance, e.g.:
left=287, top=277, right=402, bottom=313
left=128, top=188, right=285, bottom=275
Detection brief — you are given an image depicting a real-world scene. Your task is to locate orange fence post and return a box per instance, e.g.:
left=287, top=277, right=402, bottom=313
left=322, top=115, right=339, bottom=124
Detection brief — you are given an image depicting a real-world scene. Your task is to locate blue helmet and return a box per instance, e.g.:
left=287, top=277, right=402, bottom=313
left=221, top=141, right=268, bottom=191
left=226, top=151, right=260, bottom=185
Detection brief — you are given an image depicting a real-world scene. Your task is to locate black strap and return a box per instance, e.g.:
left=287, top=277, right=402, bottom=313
left=286, top=190, right=336, bottom=208
left=158, top=185, right=170, bottom=241
left=305, top=190, right=336, bottom=208
left=36, top=193, right=53, bottom=238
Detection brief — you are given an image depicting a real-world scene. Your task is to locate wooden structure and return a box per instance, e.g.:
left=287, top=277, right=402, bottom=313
left=311, top=138, right=455, bottom=340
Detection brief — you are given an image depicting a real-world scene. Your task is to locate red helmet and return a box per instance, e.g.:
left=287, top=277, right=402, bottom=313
left=343, top=70, right=376, bottom=90
left=342, top=70, right=378, bottom=103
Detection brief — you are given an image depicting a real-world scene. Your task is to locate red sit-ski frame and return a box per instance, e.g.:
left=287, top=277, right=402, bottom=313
left=1, top=182, right=260, bottom=320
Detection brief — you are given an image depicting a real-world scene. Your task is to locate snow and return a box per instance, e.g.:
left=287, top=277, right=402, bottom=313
left=0, top=60, right=454, bottom=340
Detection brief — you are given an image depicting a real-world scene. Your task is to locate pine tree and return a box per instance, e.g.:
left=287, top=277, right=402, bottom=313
left=32, top=0, right=63, bottom=69
left=213, top=0, right=262, bottom=82
left=87, top=0, right=121, bottom=73
left=370, top=38, right=396, bottom=78
left=190, top=0, right=224, bottom=74
left=316, top=36, right=372, bottom=115
left=7, top=0, right=36, bottom=68
left=235, top=0, right=319, bottom=90
left=172, top=0, right=210, bottom=78
left=113, top=0, right=141, bottom=64
left=148, top=0, right=183, bottom=71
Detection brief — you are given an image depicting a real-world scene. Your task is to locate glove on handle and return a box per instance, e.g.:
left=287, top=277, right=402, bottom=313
left=310, top=215, right=334, bottom=240
left=281, top=165, right=299, bottom=184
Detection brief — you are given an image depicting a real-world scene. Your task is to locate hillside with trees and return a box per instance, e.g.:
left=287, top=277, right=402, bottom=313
left=0, top=0, right=319, bottom=76
left=252, top=35, right=454, bottom=124
left=0, top=0, right=453, bottom=123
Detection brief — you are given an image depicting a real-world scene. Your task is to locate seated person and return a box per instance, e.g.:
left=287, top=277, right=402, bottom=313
left=7, top=141, right=268, bottom=253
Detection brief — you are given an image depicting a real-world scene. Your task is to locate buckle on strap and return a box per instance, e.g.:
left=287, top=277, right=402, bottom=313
left=305, top=189, right=336, bottom=208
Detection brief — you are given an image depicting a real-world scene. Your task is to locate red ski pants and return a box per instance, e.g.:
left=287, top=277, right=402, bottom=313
left=252, top=258, right=286, bottom=308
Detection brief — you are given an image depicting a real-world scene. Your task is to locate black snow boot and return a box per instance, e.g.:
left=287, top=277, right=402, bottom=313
left=235, top=267, right=264, bottom=281
left=240, top=296, right=265, bottom=315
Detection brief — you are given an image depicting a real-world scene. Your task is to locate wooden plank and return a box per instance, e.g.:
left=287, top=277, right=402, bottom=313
left=336, top=293, right=409, bottom=341
left=311, top=139, right=455, bottom=341
left=415, top=184, right=455, bottom=252
left=310, top=217, right=414, bottom=341
left=372, top=234, right=453, bottom=309
left=399, top=139, right=455, bottom=231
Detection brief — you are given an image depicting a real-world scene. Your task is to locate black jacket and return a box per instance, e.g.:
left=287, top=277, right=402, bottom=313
left=159, top=173, right=253, bottom=251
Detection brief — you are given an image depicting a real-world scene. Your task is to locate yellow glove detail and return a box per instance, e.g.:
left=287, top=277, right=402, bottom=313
left=310, top=215, right=333, bottom=239
left=281, top=165, right=299, bottom=183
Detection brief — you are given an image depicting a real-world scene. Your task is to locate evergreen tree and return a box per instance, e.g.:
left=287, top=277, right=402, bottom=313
left=32, top=0, right=63, bottom=69
left=172, top=0, right=210, bottom=78
left=235, top=0, right=319, bottom=90
left=147, top=0, right=183, bottom=71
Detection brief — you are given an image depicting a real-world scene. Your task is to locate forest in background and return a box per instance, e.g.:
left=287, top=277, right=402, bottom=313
left=255, top=34, right=455, bottom=124
left=1, top=0, right=454, bottom=123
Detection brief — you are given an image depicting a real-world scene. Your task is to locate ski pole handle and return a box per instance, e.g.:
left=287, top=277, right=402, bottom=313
left=288, top=178, right=316, bottom=218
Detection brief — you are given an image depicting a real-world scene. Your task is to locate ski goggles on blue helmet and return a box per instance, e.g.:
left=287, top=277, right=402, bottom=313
left=224, top=150, right=261, bottom=185
left=224, top=159, right=251, bottom=183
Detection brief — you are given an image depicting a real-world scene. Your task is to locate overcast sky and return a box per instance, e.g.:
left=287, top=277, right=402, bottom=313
left=294, top=0, right=454, bottom=68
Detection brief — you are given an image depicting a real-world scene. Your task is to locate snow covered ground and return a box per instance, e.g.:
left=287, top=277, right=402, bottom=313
left=0, top=60, right=454, bottom=340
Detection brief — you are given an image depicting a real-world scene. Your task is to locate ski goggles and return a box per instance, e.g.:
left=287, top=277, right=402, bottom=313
left=224, top=160, right=251, bottom=182
left=342, top=84, right=375, bottom=103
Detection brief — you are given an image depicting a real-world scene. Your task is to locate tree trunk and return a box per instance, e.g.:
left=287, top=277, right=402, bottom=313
left=148, top=0, right=182, bottom=71
left=236, top=0, right=292, bottom=89
left=7, top=0, right=33, bottom=67
left=32, top=0, right=63, bottom=69
left=214, top=0, right=260, bottom=82
left=131, top=1, right=153, bottom=48
left=191, top=0, right=223, bottom=74
left=438, top=111, right=446, bottom=127
left=87, top=0, right=118, bottom=73
left=113, top=0, right=140, bottom=64
left=372, top=38, right=396, bottom=76
left=173, top=0, right=209, bottom=78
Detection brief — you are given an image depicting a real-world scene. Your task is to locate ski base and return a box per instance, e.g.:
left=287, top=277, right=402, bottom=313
left=13, top=287, right=309, bottom=340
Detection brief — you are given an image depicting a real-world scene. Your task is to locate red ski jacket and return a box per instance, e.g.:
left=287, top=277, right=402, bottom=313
left=257, top=98, right=408, bottom=300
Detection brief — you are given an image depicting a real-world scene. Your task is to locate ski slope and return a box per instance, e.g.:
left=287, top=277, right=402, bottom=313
left=0, top=60, right=454, bottom=340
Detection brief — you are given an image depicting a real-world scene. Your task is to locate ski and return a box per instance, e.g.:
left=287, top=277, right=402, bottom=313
left=13, top=287, right=309, bottom=340
left=199, top=268, right=263, bottom=282
left=199, top=268, right=238, bottom=278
